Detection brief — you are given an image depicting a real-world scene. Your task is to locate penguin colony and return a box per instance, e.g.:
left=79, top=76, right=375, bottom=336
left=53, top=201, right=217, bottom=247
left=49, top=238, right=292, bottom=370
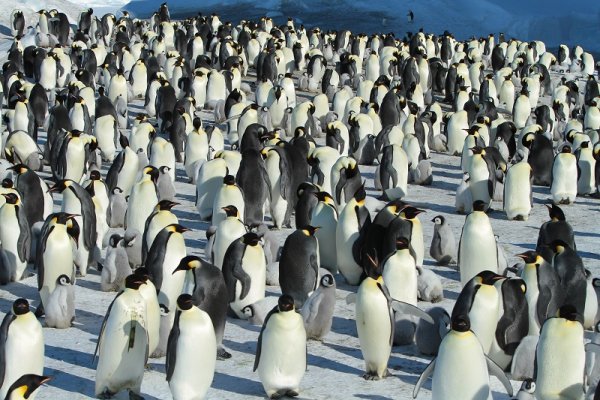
left=0, top=3, right=599, bottom=399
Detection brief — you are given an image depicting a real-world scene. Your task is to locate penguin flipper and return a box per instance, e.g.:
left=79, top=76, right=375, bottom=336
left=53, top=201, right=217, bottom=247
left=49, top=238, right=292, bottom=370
left=0, top=313, right=16, bottom=388
left=278, top=152, right=291, bottom=201
left=16, top=205, right=31, bottom=263
left=165, top=310, right=181, bottom=381
left=485, top=355, right=514, bottom=397
left=309, top=253, right=319, bottom=292
left=93, top=291, right=123, bottom=364
left=391, top=300, right=434, bottom=324
left=335, top=168, right=347, bottom=204
left=412, top=358, right=436, bottom=399
left=253, top=305, right=278, bottom=372
left=231, top=249, right=252, bottom=301
left=303, top=291, right=323, bottom=325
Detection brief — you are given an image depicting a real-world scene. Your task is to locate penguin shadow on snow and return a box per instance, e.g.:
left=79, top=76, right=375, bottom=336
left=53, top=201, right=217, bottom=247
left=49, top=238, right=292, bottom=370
left=227, top=317, right=261, bottom=333
left=46, top=344, right=97, bottom=369
left=71, top=307, right=106, bottom=335
left=307, top=351, right=364, bottom=376
left=212, top=371, right=264, bottom=397
left=574, top=230, right=600, bottom=239
left=409, top=200, right=455, bottom=217
left=43, top=367, right=96, bottom=397
left=222, top=338, right=256, bottom=355
left=330, top=315, right=355, bottom=336
left=0, top=279, right=39, bottom=303
left=323, top=342, right=362, bottom=361
left=354, top=395, right=394, bottom=400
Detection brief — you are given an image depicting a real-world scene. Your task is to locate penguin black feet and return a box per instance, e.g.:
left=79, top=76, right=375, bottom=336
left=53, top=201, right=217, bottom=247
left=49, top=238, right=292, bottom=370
left=270, top=389, right=299, bottom=399
left=362, top=370, right=389, bottom=380
left=217, top=347, right=232, bottom=360
left=97, top=389, right=115, bottom=399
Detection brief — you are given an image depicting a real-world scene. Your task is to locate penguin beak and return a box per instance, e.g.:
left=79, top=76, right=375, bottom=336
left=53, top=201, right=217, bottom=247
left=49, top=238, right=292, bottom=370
left=172, top=265, right=186, bottom=274
left=47, top=184, right=60, bottom=193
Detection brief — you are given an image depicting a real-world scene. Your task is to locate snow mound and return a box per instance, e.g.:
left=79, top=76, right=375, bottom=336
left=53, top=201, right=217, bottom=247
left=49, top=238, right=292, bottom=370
left=1, top=0, right=84, bottom=35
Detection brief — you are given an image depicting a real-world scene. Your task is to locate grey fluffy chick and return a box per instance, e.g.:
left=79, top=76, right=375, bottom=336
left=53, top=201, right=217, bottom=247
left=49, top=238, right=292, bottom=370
left=108, top=187, right=127, bottom=228
left=45, top=274, right=75, bottom=329
left=417, top=266, right=444, bottom=303
left=157, top=165, right=176, bottom=201
left=415, top=307, right=449, bottom=355
left=429, top=215, right=457, bottom=266
left=300, top=271, right=336, bottom=340
left=241, top=296, right=279, bottom=325
left=100, top=234, right=132, bottom=292
left=123, top=228, right=143, bottom=269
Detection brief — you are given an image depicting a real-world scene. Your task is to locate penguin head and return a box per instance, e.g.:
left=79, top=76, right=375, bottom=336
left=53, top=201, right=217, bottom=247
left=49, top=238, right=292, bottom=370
left=472, top=200, right=487, bottom=212
left=57, top=274, right=71, bottom=285
left=314, top=191, right=335, bottom=206
left=166, top=224, right=190, bottom=234
left=124, top=274, right=145, bottom=290
left=384, top=199, right=406, bottom=216
left=558, top=304, right=583, bottom=324
left=1, top=178, right=13, bottom=189
left=560, top=144, right=572, bottom=154
left=520, top=379, right=536, bottom=394
left=320, top=273, right=335, bottom=288
left=174, top=255, right=202, bottom=274
left=108, top=234, right=124, bottom=248
left=545, top=203, right=566, bottom=221
left=5, top=374, right=51, bottom=400
left=395, top=237, right=410, bottom=251
left=176, top=294, right=194, bottom=311
left=12, top=298, right=29, bottom=315
left=352, top=182, right=367, bottom=205
left=476, top=270, right=504, bottom=285
left=463, top=125, right=480, bottom=136
left=470, top=146, right=485, bottom=155
left=223, top=175, right=236, bottom=186
left=241, top=305, right=255, bottom=318
left=1, top=192, right=19, bottom=205
left=277, top=294, right=295, bottom=312
left=48, top=180, right=73, bottom=193
left=549, top=239, right=570, bottom=254
left=156, top=200, right=179, bottom=211
left=142, top=166, right=160, bottom=183
left=450, top=314, right=470, bottom=332
left=242, top=232, right=260, bottom=247
left=516, top=250, right=541, bottom=266
left=134, top=267, right=150, bottom=282
left=7, top=163, right=28, bottom=175
left=431, top=215, right=445, bottom=225
left=400, top=206, right=424, bottom=220
left=301, top=225, right=320, bottom=236
left=222, top=205, right=239, bottom=218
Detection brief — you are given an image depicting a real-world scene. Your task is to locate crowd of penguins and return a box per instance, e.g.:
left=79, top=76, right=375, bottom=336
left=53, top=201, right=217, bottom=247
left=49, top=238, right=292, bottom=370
left=1, top=2, right=600, bottom=399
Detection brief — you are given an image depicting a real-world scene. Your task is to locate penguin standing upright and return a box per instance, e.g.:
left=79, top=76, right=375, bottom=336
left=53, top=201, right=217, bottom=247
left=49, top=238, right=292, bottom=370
left=222, top=232, right=267, bottom=319
left=166, top=294, right=217, bottom=400
left=94, top=275, right=148, bottom=399
left=254, top=294, right=307, bottom=399
left=309, top=192, right=338, bottom=272
left=536, top=204, right=576, bottom=253
left=9, top=164, right=53, bottom=229
left=211, top=205, right=247, bottom=270
left=0, top=193, right=30, bottom=284
left=261, top=146, right=292, bottom=229
left=142, top=200, right=179, bottom=264
left=0, top=299, right=45, bottom=400
left=236, top=149, right=271, bottom=227
left=503, top=160, right=533, bottom=221
left=211, top=175, right=245, bottom=227
left=173, top=255, right=231, bottom=359
left=300, top=271, right=336, bottom=340
left=126, top=166, right=159, bottom=235
left=430, top=215, right=457, bottom=265
left=458, top=201, right=499, bottom=286
left=44, top=274, right=75, bottom=329
left=279, top=226, right=320, bottom=308
left=551, top=145, right=578, bottom=205
left=100, top=234, right=132, bottom=293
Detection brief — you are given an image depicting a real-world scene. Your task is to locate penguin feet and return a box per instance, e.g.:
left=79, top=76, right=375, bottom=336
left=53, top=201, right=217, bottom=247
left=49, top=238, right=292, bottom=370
left=270, top=389, right=299, bottom=399
left=217, top=347, right=232, bottom=360
left=97, top=389, right=115, bottom=399
left=128, top=391, right=144, bottom=400
left=362, top=370, right=388, bottom=380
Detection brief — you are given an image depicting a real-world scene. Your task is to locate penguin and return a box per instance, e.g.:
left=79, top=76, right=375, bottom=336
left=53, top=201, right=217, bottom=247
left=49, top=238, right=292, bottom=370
left=196, top=158, right=228, bottom=221
left=330, top=156, right=362, bottom=209
left=173, top=255, right=230, bottom=359
left=0, top=299, right=45, bottom=400
left=382, top=206, right=425, bottom=267
left=413, top=313, right=513, bottom=400
left=536, top=204, right=576, bottom=253
left=535, top=305, right=586, bottom=400
left=382, top=237, right=418, bottom=305
left=222, top=232, right=267, bottom=319
left=105, top=145, right=140, bottom=197
left=295, top=182, right=319, bottom=230
left=300, top=270, right=336, bottom=341
left=503, top=160, right=533, bottom=221
left=44, top=274, right=75, bottom=329
left=212, top=175, right=245, bottom=227
left=156, top=165, right=176, bottom=202
left=279, top=225, right=320, bottom=308
left=100, top=234, right=132, bottom=293
left=551, top=144, right=578, bottom=205
left=126, top=166, right=159, bottom=235
left=94, top=275, right=148, bottom=399
left=3, top=374, right=50, bottom=400
left=336, top=184, right=371, bottom=285
left=523, top=132, right=553, bottom=186
left=236, top=149, right=271, bottom=228
left=466, top=146, right=496, bottom=211
left=415, top=307, right=450, bottom=356
left=375, top=144, right=409, bottom=201
left=254, top=294, right=306, bottom=399
left=429, top=215, right=457, bottom=266
left=309, top=191, right=338, bottom=272
left=0, top=193, right=30, bottom=284
left=576, top=141, right=596, bottom=196
left=211, top=205, right=247, bottom=270
left=166, top=294, right=217, bottom=400
left=550, top=239, right=587, bottom=318
left=261, top=146, right=292, bottom=229
left=142, top=200, right=179, bottom=264
left=517, top=251, right=563, bottom=335
left=130, top=267, right=160, bottom=360
left=458, top=201, right=499, bottom=286
left=9, top=164, right=53, bottom=230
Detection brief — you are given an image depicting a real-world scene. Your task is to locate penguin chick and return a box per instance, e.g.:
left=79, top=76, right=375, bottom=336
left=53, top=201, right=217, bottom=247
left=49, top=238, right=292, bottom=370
left=44, top=274, right=75, bottom=329
left=101, top=234, right=132, bottom=292
left=514, top=379, right=536, bottom=400
left=429, top=215, right=457, bottom=266
left=417, top=266, right=444, bottom=303
left=242, top=296, right=279, bottom=326
left=410, top=160, right=433, bottom=185
left=510, top=334, right=539, bottom=381
left=393, top=316, right=416, bottom=346
left=455, top=172, right=473, bottom=214
left=415, top=307, right=450, bottom=356
left=157, top=166, right=176, bottom=201
left=108, top=188, right=127, bottom=228
left=123, top=228, right=143, bottom=269
left=300, top=271, right=336, bottom=340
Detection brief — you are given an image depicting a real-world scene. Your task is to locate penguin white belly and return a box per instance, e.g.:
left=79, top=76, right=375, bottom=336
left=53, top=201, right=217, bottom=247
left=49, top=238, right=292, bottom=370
left=0, top=313, right=44, bottom=400
left=469, top=285, right=499, bottom=354
left=39, top=60, right=56, bottom=90
left=459, top=215, right=498, bottom=286
left=468, top=159, right=492, bottom=207
left=169, top=309, right=217, bottom=400
left=213, top=220, right=246, bottom=270
left=310, top=204, right=338, bottom=272
left=127, top=181, right=159, bottom=234
left=535, top=319, right=585, bottom=399
left=584, top=279, right=598, bottom=330
left=257, top=312, right=306, bottom=396
left=522, top=267, right=541, bottom=335
left=64, top=142, right=86, bottom=182
left=432, top=331, right=490, bottom=400
left=447, top=112, right=469, bottom=155
left=196, top=159, right=227, bottom=220
left=40, top=229, right=75, bottom=308
left=231, top=246, right=266, bottom=318
left=95, top=115, right=117, bottom=162
left=551, top=155, right=577, bottom=205
left=411, top=221, right=424, bottom=267
left=70, top=106, right=86, bottom=132
left=116, top=149, right=139, bottom=196
left=146, top=214, right=179, bottom=252
left=336, top=202, right=362, bottom=285
left=159, top=238, right=187, bottom=310
left=212, top=187, right=245, bottom=227
left=382, top=252, right=417, bottom=305
left=139, top=281, right=160, bottom=356
left=95, top=292, right=148, bottom=396
left=0, top=207, right=27, bottom=281
left=264, top=155, right=288, bottom=229
left=356, top=280, right=392, bottom=377
left=13, top=103, right=29, bottom=132
left=504, top=162, right=532, bottom=220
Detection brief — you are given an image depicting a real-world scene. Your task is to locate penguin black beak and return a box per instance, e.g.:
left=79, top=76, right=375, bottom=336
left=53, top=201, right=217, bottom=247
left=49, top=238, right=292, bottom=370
left=47, top=184, right=60, bottom=193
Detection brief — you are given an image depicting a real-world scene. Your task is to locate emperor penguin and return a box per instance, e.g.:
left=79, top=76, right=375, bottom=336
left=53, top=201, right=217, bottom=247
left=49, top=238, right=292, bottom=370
left=279, top=225, right=320, bottom=308
left=126, top=166, right=159, bottom=235
left=466, top=146, right=495, bottom=212
left=535, top=305, right=586, bottom=400
left=212, top=175, right=245, bottom=227
left=236, top=148, right=271, bottom=227
left=551, top=145, right=578, bottom=205
left=429, top=215, right=457, bottom=266
left=173, top=255, right=231, bottom=359
left=309, top=192, right=338, bottom=273
left=94, top=275, right=149, bottom=399
left=195, top=158, right=228, bottom=221
left=254, top=294, right=306, bottom=399
left=3, top=374, right=50, bottom=400
left=222, top=232, right=267, bottom=319
left=458, top=201, right=499, bottom=286
left=300, top=271, right=336, bottom=340
left=382, top=206, right=425, bottom=267
left=382, top=237, right=418, bottom=309
left=375, top=144, right=409, bottom=201
left=503, top=160, right=533, bottom=221
left=576, top=141, right=596, bottom=196
left=211, top=205, right=247, bottom=270
left=166, top=294, right=217, bottom=400
left=132, top=268, right=160, bottom=358
left=100, top=234, right=132, bottom=293
left=9, top=164, right=53, bottom=229
left=536, top=204, right=576, bottom=253
left=142, top=200, right=179, bottom=264
left=261, top=146, right=292, bottom=229
left=336, top=184, right=372, bottom=285
left=44, top=274, right=75, bottom=329
left=0, top=193, right=30, bottom=284
left=0, top=299, right=45, bottom=400
left=105, top=145, right=140, bottom=197
left=412, top=313, right=514, bottom=400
